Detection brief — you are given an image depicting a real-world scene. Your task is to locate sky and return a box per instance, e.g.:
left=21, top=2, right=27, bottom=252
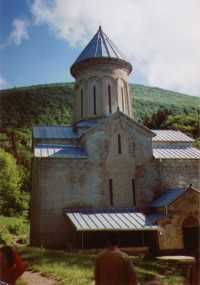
left=0, top=0, right=200, bottom=97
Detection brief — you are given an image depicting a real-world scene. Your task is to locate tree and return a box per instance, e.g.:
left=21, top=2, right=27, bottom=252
left=0, top=148, right=29, bottom=216
left=143, top=109, right=171, bottom=129
left=165, top=114, right=199, bottom=138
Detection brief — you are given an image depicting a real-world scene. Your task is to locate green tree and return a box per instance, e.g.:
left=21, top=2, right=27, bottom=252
left=165, top=113, right=199, bottom=138
left=0, top=148, right=29, bottom=216
left=143, top=109, right=171, bottom=129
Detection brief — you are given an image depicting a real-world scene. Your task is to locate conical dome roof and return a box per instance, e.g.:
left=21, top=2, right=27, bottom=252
left=71, top=26, right=132, bottom=77
left=74, top=26, right=125, bottom=64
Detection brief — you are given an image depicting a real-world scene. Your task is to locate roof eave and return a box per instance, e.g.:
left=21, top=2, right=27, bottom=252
left=70, top=57, right=132, bottom=78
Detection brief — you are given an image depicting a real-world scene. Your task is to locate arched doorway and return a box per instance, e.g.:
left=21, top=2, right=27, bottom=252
left=182, top=216, right=199, bottom=255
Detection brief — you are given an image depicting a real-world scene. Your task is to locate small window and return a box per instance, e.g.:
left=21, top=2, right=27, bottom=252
left=108, top=85, right=112, bottom=113
left=109, top=179, right=113, bottom=206
left=126, top=92, right=130, bottom=115
left=93, top=86, right=96, bottom=115
left=81, top=89, right=83, bottom=118
left=132, top=142, right=135, bottom=156
left=121, top=87, right=124, bottom=112
left=132, top=179, right=136, bottom=206
left=118, top=134, right=122, bottom=154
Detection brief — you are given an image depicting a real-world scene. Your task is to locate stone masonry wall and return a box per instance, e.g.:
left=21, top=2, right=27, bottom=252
left=158, top=159, right=200, bottom=190
left=31, top=157, right=104, bottom=248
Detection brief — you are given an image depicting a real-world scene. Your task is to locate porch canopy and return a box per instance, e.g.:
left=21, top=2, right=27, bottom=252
left=65, top=208, right=162, bottom=231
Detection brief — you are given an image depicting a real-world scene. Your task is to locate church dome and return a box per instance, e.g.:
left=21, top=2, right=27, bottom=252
left=71, top=26, right=132, bottom=77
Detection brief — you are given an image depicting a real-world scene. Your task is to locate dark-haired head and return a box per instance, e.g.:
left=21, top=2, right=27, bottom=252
left=107, top=233, right=119, bottom=247
left=0, top=246, right=15, bottom=267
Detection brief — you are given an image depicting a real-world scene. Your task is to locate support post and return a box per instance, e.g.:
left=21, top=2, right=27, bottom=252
left=81, top=232, right=84, bottom=249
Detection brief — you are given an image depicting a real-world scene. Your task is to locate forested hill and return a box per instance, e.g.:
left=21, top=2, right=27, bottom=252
left=132, top=84, right=199, bottom=120
left=0, top=82, right=198, bottom=128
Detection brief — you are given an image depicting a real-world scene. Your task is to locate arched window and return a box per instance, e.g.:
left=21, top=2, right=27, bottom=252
left=80, top=89, right=83, bottom=118
left=125, top=87, right=130, bottom=115
left=121, top=87, right=124, bottom=112
left=108, top=85, right=112, bottom=113
left=132, top=142, right=135, bottom=156
left=118, top=134, right=122, bottom=154
left=93, top=86, right=96, bottom=115
left=109, top=179, right=113, bottom=206
left=132, top=179, right=136, bottom=206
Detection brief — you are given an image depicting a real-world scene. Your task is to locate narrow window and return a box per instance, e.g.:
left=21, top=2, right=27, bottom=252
left=126, top=92, right=130, bottom=115
left=108, top=85, right=112, bottom=113
left=121, top=87, right=124, bottom=112
left=93, top=86, right=96, bottom=115
left=118, top=134, right=122, bottom=154
left=132, top=142, right=135, bottom=156
left=132, top=179, right=136, bottom=206
left=81, top=89, right=83, bottom=118
left=109, top=179, right=113, bottom=206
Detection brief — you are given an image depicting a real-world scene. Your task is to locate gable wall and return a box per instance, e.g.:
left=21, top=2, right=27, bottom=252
left=84, top=115, right=160, bottom=208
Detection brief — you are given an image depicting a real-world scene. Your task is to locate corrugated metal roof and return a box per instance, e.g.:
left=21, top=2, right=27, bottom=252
left=150, top=188, right=186, bottom=208
left=74, top=119, right=98, bottom=128
left=152, top=130, right=194, bottom=142
left=34, top=144, right=87, bottom=158
left=153, top=147, right=200, bottom=159
left=33, top=126, right=78, bottom=139
left=65, top=209, right=162, bottom=231
left=73, top=26, right=126, bottom=65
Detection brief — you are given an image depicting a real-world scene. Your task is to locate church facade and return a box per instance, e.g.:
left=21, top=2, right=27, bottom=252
left=31, top=27, right=200, bottom=254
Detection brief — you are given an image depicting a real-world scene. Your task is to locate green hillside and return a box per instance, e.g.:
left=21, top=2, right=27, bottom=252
left=132, top=84, right=199, bottom=121
left=0, top=82, right=198, bottom=128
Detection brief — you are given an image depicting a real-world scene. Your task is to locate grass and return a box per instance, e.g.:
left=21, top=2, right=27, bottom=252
left=18, top=246, right=185, bottom=285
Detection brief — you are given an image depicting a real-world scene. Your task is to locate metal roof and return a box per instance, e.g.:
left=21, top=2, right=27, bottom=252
left=152, top=130, right=194, bottom=142
left=33, top=126, right=78, bottom=139
left=34, top=144, right=87, bottom=158
left=150, top=188, right=186, bottom=208
left=153, top=147, right=200, bottom=159
left=65, top=209, right=161, bottom=231
left=74, top=119, right=98, bottom=129
left=73, top=26, right=126, bottom=65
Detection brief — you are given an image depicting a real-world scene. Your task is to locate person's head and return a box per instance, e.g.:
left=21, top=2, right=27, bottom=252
left=0, top=246, right=15, bottom=268
left=106, top=233, right=119, bottom=247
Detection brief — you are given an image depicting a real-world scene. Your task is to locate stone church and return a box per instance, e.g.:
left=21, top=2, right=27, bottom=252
left=31, top=27, right=200, bottom=254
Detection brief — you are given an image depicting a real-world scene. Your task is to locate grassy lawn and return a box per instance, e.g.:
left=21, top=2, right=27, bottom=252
left=18, top=247, right=185, bottom=285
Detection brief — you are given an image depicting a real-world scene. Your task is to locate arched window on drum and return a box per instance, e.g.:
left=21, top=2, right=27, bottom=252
left=121, top=87, right=125, bottom=112
left=80, top=88, right=83, bottom=118
left=108, top=85, right=112, bottom=114
left=93, top=85, right=97, bottom=115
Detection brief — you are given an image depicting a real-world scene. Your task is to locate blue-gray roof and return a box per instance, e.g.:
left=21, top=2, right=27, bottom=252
left=73, top=26, right=126, bottom=65
left=152, top=130, right=194, bottom=142
left=153, top=147, right=200, bottom=159
left=33, top=126, right=78, bottom=139
left=150, top=188, right=186, bottom=208
left=34, top=144, right=87, bottom=159
left=74, top=119, right=98, bottom=128
left=65, top=208, right=163, bottom=231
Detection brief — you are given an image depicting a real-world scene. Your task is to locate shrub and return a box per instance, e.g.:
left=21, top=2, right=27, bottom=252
left=0, top=216, right=29, bottom=245
left=0, top=149, right=29, bottom=216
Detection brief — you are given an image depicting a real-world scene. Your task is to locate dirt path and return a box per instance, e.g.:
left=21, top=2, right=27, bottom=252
left=21, top=271, right=58, bottom=285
